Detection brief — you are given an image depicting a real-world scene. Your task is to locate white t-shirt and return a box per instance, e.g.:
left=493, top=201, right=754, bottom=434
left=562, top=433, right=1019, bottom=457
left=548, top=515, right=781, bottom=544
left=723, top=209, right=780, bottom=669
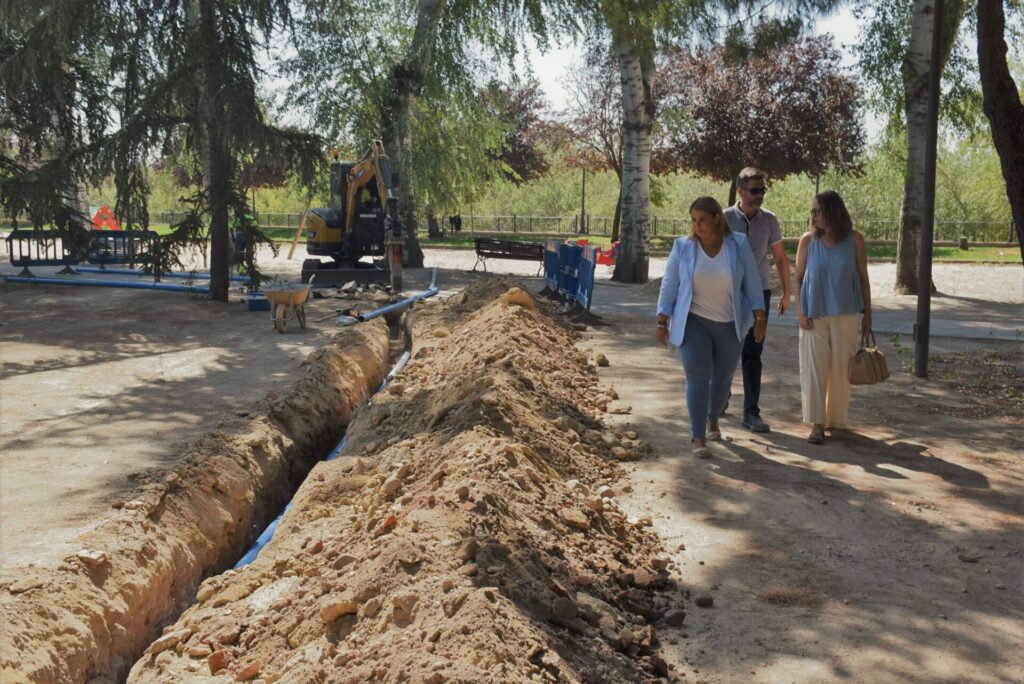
left=690, top=245, right=734, bottom=322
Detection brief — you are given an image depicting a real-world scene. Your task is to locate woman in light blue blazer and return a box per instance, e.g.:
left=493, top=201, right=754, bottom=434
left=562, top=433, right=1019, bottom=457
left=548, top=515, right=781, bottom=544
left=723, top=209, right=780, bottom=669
left=657, top=197, right=767, bottom=457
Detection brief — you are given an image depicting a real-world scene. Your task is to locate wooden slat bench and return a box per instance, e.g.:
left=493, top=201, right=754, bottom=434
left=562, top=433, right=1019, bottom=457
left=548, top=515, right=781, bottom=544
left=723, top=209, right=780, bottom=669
left=472, top=237, right=545, bottom=274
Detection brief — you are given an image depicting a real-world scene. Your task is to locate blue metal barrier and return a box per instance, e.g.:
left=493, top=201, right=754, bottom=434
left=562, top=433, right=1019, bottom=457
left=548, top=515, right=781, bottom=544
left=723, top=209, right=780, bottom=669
left=87, top=230, right=158, bottom=266
left=575, top=245, right=598, bottom=311
left=6, top=228, right=159, bottom=275
left=6, top=229, right=81, bottom=275
left=543, top=241, right=559, bottom=291
left=550, top=242, right=598, bottom=311
left=557, top=243, right=580, bottom=297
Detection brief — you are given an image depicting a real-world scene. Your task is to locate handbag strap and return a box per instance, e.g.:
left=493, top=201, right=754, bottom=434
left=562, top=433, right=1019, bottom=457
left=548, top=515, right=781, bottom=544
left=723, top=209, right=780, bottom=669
left=861, top=330, right=877, bottom=349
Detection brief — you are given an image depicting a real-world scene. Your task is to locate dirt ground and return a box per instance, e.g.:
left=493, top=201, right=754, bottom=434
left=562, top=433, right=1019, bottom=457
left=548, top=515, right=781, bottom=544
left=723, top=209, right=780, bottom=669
left=584, top=271, right=1023, bottom=683
left=1, top=246, right=1022, bottom=682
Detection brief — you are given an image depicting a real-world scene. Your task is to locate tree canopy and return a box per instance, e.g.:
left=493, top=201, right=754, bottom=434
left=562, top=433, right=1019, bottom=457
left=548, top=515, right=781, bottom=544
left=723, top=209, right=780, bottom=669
left=1, top=0, right=325, bottom=299
left=658, top=34, right=865, bottom=200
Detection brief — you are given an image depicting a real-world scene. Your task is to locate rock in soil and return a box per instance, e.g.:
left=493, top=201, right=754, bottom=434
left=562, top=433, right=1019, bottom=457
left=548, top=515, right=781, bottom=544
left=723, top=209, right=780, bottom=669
left=694, top=592, right=714, bottom=608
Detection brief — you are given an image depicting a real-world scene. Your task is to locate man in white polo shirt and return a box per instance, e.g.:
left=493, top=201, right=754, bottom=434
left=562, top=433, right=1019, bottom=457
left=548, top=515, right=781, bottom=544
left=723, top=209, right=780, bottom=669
left=723, top=167, right=791, bottom=433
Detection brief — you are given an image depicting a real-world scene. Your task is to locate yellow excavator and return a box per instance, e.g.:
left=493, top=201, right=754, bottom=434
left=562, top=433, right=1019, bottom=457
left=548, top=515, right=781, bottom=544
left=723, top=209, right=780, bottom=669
left=302, top=140, right=403, bottom=289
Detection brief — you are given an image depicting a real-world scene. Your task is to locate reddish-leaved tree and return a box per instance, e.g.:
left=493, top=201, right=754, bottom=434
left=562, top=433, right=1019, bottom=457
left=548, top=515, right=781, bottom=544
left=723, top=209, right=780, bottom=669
left=658, top=35, right=865, bottom=204
left=484, top=80, right=557, bottom=186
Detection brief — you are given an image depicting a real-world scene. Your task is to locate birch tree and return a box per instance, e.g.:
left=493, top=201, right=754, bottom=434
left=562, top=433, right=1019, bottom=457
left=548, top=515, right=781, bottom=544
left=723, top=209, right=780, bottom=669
left=602, top=1, right=658, bottom=283
left=594, top=1, right=845, bottom=283
left=854, top=0, right=972, bottom=294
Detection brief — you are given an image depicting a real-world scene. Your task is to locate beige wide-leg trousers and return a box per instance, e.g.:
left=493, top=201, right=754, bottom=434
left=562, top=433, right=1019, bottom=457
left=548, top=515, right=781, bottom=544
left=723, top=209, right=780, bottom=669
left=799, top=313, right=860, bottom=427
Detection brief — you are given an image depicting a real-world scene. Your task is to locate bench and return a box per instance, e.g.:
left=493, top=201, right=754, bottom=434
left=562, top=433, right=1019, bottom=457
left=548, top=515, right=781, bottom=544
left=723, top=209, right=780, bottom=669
left=472, top=237, right=545, bottom=274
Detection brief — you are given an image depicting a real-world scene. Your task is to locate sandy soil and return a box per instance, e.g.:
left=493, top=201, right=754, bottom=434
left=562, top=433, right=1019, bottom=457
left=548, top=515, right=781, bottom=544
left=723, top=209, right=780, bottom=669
left=126, top=281, right=674, bottom=682
left=1, top=244, right=1021, bottom=682
left=585, top=278, right=1023, bottom=683
left=0, top=272, right=365, bottom=574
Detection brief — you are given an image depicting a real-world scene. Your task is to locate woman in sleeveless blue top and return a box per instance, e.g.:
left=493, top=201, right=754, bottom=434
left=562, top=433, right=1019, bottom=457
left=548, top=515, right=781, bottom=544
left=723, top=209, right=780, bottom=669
left=794, top=191, right=872, bottom=445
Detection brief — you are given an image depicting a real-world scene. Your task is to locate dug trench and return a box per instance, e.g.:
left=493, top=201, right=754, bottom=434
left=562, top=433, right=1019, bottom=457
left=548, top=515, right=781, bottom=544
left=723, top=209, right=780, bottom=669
left=122, top=279, right=687, bottom=682
left=0, top=316, right=392, bottom=682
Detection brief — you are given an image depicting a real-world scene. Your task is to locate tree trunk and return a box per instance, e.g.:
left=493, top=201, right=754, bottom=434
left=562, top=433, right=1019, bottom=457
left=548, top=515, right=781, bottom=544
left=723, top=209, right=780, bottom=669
left=896, top=0, right=968, bottom=294
left=611, top=184, right=623, bottom=243
left=385, top=94, right=425, bottom=267
left=382, top=0, right=441, bottom=269
left=611, top=26, right=655, bottom=284
left=977, top=1, right=1024, bottom=266
left=199, top=0, right=231, bottom=301
left=727, top=177, right=737, bottom=207
left=426, top=208, right=443, bottom=238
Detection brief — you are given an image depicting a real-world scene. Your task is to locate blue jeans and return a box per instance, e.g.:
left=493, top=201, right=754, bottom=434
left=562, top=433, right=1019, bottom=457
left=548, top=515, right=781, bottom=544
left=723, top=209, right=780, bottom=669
left=741, top=289, right=772, bottom=416
left=679, top=314, right=742, bottom=439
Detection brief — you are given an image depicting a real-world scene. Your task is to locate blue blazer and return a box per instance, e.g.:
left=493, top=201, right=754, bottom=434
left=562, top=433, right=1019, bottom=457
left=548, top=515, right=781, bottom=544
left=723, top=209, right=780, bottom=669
left=656, top=232, right=764, bottom=347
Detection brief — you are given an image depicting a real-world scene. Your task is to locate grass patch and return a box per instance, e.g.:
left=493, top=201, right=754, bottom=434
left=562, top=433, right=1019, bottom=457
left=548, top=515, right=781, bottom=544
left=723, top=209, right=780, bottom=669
left=779, top=243, right=1018, bottom=263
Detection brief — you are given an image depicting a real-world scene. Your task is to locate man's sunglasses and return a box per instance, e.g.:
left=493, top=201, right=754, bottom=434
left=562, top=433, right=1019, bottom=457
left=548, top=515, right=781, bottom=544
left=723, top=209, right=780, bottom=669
left=743, top=186, right=767, bottom=195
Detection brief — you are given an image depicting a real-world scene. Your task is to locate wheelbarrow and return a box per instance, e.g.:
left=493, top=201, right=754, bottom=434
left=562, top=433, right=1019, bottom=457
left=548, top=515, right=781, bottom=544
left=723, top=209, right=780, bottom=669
left=264, top=282, right=312, bottom=333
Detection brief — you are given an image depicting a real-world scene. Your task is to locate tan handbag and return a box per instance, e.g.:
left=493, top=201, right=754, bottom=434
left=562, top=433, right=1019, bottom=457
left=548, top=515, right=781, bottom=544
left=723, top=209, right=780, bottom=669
left=849, top=331, right=890, bottom=385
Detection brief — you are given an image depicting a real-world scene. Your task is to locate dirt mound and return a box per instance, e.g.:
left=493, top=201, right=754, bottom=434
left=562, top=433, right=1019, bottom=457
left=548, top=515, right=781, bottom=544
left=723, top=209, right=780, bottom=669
left=127, top=281, right=682, bottom=683
left=0, top=323, right=389, bottom=683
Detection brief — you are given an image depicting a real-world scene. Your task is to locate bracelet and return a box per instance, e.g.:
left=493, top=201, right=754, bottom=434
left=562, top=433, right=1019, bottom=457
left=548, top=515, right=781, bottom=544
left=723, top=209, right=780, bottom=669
left=656, top=321, right=667, bottom=329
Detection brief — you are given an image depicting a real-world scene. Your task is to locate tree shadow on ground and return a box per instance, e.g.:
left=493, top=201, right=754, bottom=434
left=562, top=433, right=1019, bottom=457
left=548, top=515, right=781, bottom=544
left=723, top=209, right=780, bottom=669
left=682, top=437, right=1023, bottom=681
left=754, top=430, right=989, bottom=489
left=585, top=306, right=1024, bottom=682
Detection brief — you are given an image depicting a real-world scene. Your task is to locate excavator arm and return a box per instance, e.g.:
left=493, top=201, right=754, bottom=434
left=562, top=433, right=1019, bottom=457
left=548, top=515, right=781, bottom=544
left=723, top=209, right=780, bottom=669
left=302, top=140, right=403, bottom=290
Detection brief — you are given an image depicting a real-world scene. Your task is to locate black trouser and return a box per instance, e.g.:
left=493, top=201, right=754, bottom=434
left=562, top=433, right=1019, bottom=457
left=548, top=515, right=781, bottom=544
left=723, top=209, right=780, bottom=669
left=741, top=289, right=772, bottom=416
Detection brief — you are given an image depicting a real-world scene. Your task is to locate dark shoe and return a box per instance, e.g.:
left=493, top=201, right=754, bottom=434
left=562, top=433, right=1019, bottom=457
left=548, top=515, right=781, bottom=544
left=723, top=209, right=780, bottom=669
left=742, top=412, right=770, bottom=433
left=808, top=426, right=825, bottom=444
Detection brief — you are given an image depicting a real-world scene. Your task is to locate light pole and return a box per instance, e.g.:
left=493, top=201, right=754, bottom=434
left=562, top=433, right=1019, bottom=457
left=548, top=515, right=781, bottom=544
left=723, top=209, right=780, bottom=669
left=914, top=0, right=943, bottom=378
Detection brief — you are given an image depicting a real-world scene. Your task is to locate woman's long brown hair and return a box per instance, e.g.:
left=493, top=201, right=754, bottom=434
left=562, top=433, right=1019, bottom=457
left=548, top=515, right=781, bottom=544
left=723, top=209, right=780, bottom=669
left=814, top=190, right=853, bottom=242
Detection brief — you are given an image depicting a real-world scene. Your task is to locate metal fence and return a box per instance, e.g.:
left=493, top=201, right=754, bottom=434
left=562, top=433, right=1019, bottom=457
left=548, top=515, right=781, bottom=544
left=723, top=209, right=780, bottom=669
left=455, top=215, right=1017, bottom=243
left=7, top=212, right=1018, bottom=243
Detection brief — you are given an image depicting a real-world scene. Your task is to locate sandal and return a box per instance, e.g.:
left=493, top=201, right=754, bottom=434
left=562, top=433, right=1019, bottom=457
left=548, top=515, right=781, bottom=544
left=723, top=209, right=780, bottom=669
left=707, top=420, right=722, bottom=441
left=692, top=438, right=711, bottom=459
left=808, top=426, right=825, bottom=445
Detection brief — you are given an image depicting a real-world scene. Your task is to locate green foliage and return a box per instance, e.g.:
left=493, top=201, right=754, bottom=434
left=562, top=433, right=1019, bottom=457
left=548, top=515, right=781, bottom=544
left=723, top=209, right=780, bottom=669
left=852, top=0, right=982, bottom=134
left=463, top=132, right=1013, bottom=236
left=282, top=1, right=560, bottom=220
left=413, top=90, right=509, bottom=214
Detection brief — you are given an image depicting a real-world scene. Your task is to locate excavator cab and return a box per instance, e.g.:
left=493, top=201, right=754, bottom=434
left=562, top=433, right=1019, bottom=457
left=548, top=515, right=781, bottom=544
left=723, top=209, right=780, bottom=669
left=302, top=141, right=401, bottom=285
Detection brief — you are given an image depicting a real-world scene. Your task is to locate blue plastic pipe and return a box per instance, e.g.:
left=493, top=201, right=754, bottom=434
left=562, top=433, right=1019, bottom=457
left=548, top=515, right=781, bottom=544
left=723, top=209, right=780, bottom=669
left=233, top=273, right=437, bottom=569
left=4, top=275, right=209, bottom=294
left=73, top=266, right=250, bottom=283
left=357, top=268, right=439, bottom=322
left=233, top=349, right=413, bottom=569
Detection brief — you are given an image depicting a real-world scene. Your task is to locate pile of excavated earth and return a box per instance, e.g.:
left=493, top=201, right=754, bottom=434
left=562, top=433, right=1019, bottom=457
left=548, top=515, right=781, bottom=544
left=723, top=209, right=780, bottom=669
left=3, top=279, right=690, bottom=683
